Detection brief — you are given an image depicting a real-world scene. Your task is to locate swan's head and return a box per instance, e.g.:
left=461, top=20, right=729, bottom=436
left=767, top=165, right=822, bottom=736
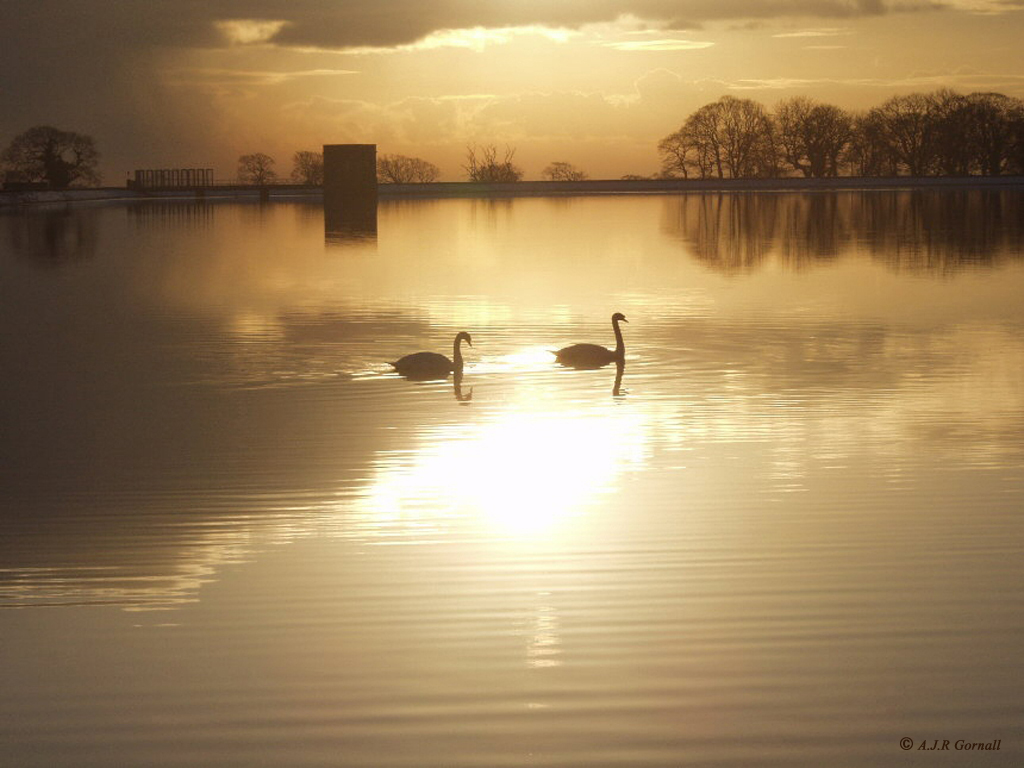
left=612, top=312, right=628, bottom=324
left=456, top=331, right=473, bottom=347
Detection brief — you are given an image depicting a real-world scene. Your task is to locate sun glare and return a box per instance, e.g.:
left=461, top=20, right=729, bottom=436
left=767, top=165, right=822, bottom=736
left=358, top=407, right=648, bottom=539
left=412, top=26, right=574, bottom=52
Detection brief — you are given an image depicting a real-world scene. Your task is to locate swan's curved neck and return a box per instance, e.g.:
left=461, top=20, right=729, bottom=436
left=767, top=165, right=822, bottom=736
left=612, top=318, right=625, bottom=359
left=453, top=336, right=465, bottom=372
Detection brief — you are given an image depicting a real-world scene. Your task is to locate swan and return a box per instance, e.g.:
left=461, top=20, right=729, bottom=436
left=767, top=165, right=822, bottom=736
left=390, top=331, right=472, bottom=380
left=554, top=313, right=627, bottom=369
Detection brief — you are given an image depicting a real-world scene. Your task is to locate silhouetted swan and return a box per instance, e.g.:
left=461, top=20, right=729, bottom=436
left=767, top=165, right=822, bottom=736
left=390, top=331, right=472, bottom=381
left=554, top=313, right=627, bottom=369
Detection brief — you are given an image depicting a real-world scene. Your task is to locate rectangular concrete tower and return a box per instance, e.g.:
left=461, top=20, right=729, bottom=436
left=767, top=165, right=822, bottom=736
left=323, top=144, right=378, bottom=240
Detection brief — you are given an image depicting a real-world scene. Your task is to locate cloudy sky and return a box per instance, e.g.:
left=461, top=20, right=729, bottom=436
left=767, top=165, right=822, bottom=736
left=2, top=0, right=1023, bottom=181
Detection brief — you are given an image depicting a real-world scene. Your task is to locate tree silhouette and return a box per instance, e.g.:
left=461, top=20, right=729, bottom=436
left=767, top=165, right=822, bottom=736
left=542, top=161, right=588, bottom=181
left=659, top=96, right=776, bottom=179
left=933, top=91, right=1022, bottom=176
left=463, top=145, right=523, bottom=182
left=2, top=125, right=101, bottom=189
left=376, top=154, right=440, bottom=183
left=237, top=153, right=277, bottom=185
left=846, top=111, right=898, bottom=177
left=867, top=93, right=937, bottom=176
left=717, top=96, right=778, bottom=178
left=291, top=150, right=323, bottom=185
left=774, top=97, right=853, bottom=178
left=661, top=89, right=1024, bottom=179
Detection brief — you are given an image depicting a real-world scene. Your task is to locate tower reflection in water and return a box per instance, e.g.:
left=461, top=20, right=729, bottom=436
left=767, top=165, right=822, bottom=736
left=324, top=200, right=377, bottom=245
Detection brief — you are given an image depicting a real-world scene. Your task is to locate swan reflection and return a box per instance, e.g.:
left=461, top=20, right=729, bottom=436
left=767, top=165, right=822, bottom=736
left=613, top=359, right=625, bottom=397
left=454, top=371, right=473, bottom=402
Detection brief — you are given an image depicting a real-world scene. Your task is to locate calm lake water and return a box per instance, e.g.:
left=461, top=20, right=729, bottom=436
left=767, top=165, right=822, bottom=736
left=2, top=191, right=1023, bottom=766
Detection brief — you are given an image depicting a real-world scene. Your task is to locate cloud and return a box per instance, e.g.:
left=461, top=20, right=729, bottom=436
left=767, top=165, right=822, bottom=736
left=341, top=25, right=578, bottom=55
left=0, top=1, right=959, bottom=61
left=605, top=39, right=716, bottom=51
left=771, top=27, right=855, bottom=36
left=229, top=1, right=952, bottom=51
left=176, top=68, right=360, bottom=88
left=715, top=71, right=1024, bottom=92
left=263, top=1, right=964, bottom=51
left=726, top=78, right=827, bottom=90
left=215, top=19, right=291, bottom=45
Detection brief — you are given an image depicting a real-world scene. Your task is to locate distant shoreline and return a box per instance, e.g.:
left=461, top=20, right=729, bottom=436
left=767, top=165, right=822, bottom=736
left=379, top=175, right=1024, bottom=198
left=3, top=175, right=1023, bottom=207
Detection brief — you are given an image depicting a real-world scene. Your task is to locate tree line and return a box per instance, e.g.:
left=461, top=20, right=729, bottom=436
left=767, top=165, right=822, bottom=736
left=0, top=127, right=582, bottom=189
left=4, top=88, right=1022, bottom=189
left=235, top=150, right=445, bottom=185
left=237, top=146, right=588, bottom=185
left=658, top=89, right=1024, bottom=180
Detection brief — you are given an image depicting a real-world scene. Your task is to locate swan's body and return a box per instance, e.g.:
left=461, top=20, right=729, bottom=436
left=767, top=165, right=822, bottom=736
left=391, top=331, right=472, bottom=380
left=554, top=313, right=627, bottom=369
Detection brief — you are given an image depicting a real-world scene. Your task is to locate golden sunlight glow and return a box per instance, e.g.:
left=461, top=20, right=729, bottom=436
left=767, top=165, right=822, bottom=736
left=358, top=408, right=648, bottom=539
left=470, top=346, right=559, bottom=375
left=9, top=0, right=1023, bottom=183
left=229, top=311, right=284, bottom=340
left=345, top=25, right=576, bottom=55
left=415, top=26, right=574, bottom=52
left=771, top=28, right=852, bottom=39
left=525, top=601, right=562, bottom=668
left=605, top=39, right=715, bottom=51
left=215, top=19, right=289, bottom=45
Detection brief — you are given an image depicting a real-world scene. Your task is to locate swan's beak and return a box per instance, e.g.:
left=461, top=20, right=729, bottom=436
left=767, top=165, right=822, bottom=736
left=622, top=317, right=629, bottom=323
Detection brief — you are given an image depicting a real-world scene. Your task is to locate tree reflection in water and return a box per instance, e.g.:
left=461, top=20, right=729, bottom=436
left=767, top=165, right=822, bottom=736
left=663, top=190, right=1024, bottom=274
left=5, top=207, right=98, bottom=266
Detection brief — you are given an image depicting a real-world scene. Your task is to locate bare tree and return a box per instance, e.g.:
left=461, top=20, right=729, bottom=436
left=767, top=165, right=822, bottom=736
left=1011, top=105, right=1024, bottom=175
left=718, top=96, right=778, bottom=178
left=542, top=161, right=588, bottom=181
left=929, top=89, right=978, bottom=176
left=463, top=145, right=523, bottom=182
left=2, top=125, right=101, bottom=188
left=689, top=101, right=727, bottom=178
left=657, top=129, right=694, bottom=179
left=868, top=93, right=938, bottom=176
left=291, top=150, right=323, bottom=185
left=845, top=111, right=898, bottom=176
left=659, top=96, right=775, bottom=179
left=960, top=92, right=1024, bottom=175
left=238, top=153, right=277, bottom=185
left=376, top=154, right=441, bottom=183
left=774, top=97, right=853, bottom=178
left=659, top=103, right=724, bottom=179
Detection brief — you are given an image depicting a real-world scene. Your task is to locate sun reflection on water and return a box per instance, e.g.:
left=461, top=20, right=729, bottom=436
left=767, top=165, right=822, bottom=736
left=524, top=597, right=562, bottom=669
left=357, top=404, right=650, bottom=540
